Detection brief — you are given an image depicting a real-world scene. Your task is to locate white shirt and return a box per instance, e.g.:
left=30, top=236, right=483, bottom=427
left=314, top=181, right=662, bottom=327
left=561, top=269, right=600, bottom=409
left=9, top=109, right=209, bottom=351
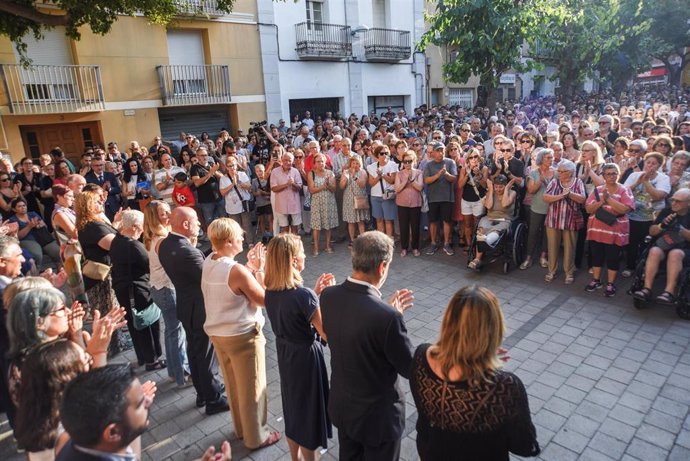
left=220, top=172, right=251, bottom=215
left=366, top=161, right=398, bottom=197
left=154, top=166, right=185, bottom=206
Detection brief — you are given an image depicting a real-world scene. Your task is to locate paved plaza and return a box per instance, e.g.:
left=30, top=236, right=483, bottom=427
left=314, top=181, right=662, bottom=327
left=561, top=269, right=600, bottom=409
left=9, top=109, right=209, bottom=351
left=2, top=245, right=690, bottom=461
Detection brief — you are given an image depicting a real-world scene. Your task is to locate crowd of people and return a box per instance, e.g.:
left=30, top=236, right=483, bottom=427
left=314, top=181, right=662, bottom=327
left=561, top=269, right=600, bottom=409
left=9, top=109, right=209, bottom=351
left=0, top=85, right=689, bottom=461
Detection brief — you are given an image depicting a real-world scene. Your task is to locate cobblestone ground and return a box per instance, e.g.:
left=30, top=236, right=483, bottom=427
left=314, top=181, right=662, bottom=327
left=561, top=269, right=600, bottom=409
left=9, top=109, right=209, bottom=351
left=2, top=243, right=690, bottom=461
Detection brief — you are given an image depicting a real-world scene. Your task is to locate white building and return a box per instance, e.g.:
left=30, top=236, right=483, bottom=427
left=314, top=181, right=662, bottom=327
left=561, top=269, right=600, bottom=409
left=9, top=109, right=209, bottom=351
left=257, top=0, right=426, bottom=123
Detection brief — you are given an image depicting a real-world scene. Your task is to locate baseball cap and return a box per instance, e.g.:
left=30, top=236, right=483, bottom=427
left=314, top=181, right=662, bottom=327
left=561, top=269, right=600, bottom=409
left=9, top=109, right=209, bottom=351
left=431, top=142, right=445, bottom=151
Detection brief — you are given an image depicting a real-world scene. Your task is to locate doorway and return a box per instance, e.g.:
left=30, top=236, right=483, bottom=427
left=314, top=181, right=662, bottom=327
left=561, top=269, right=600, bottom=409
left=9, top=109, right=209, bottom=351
left=20, top=121, right=102, bottom=164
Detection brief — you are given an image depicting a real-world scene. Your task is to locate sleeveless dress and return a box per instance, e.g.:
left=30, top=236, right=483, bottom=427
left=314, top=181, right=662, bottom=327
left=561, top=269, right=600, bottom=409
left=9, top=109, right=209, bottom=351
left=310, top=174, right=338, bottom=230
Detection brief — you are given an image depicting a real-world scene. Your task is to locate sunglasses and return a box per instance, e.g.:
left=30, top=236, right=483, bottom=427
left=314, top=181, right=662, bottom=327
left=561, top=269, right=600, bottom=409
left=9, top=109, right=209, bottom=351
left=460, top=129, right=470, bottom=133
left=520, top=140, right=532, bottom=144
left=499, top=149, right=513, bottom=153
left=294, top=156, right=304, bottom=159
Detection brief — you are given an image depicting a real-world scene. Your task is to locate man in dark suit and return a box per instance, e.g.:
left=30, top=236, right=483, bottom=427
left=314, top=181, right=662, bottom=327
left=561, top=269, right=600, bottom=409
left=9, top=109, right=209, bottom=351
left=159, top=207, right=228, bottom=415
left=84, top=157, right=121, bottom=221
left=320, top=231, right=414, bottom=460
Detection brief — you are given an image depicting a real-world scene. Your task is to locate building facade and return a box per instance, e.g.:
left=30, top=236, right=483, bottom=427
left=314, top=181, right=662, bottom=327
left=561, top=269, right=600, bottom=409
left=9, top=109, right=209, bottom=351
left=257, top=0, right=426, bottom=123
left=0, top=0, right=267, bottom=163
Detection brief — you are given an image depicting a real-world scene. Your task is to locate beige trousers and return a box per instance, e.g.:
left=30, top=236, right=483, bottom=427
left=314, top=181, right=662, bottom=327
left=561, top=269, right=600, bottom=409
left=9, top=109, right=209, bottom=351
left=546, top=227, right=578, bottom=277
left=210, top=329, right=269, bottom=449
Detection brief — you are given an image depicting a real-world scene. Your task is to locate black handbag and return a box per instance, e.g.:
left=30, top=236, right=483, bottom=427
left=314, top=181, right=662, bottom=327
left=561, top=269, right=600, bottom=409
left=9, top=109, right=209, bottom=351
left=593, top=187, right=618, bottom=226
left=33, top=225, right=56, bottom=247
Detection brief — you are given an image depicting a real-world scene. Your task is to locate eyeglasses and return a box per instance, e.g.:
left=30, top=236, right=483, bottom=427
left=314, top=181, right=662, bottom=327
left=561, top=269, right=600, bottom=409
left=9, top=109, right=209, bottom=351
left=468, top=155, right=479, bottom=159
left=520, top=140, right=531, bottom=144
left=49, top=304, right=68, bottom=318
left=378, top=152, right=390, bottom=157
left=499, top=149, right=513, bottom=153
left=603, top=172, right=618, bottom=176
left=628, top=149, right=640, bottom=154
left=657, top=144, right=671, bottom=148
left=0, top=178, right=9, bottom=182
left=557, top=169, right=571, bottom=173
left=599, top=121, right=610, bottom=125
left=294, top=156, right=304, bottom=159
left=402, top=160, right=413, bottom=164
left=412, top=143, right=420, bottom=146
left=433, top=137, right=442, bottom=140
left=460, top=129, right=470, bottom=133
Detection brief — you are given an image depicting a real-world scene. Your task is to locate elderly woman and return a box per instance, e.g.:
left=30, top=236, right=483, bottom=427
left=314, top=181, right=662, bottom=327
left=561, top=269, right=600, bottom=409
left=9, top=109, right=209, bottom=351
left=584, top=164, right=634, bottom=297
left=622, top=152, right=671, bottom=276
left=110, top=209, right=165, bottom=370
left=143, top=200, right=189, bottom=386
left=668, top=151, right=690, bottom=200
left=308, top=153, right=338, bottom=256
left=10, top=197, right=60, bottom=269
left=201, top=218, right=281, bottom=449
left=394, top=150, right=424, bottom=256
left=521, top=149, right=555, bottom=269
left=339, top=155, right=370, bottom=245
left=543, top=159, right=586, bottom=284
left=410, top=285, right=540, bottom=460
left=219, top=155, right=254, bottom=247
left=264, top=234, right=333, bottom=461
left=468, top=175, right=517, bottom=270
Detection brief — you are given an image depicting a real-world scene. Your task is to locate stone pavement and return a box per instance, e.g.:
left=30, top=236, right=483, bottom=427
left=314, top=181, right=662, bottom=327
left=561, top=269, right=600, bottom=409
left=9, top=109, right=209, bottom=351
left=2, top=244, right=690, bottom=461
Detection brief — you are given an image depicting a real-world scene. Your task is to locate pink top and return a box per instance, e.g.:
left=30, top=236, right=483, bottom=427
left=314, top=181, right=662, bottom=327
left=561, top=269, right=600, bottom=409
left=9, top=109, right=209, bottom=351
left=270, top=167, right=303, bottom=215
left=586, top=184, right=634, bottom=246
left=395, top=169, right=424, bottom=208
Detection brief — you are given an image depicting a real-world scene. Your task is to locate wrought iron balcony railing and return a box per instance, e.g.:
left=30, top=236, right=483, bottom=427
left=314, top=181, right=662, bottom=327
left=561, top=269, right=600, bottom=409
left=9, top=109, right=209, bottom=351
left=174, top=0, right=226, bottom=17
left=0, top=64, right=105, bottom=114
left=157, top=64, right=231, bottom=106
left=295, top=22, right=352, bottom=60
left=362, top=28, right=411, bottom=62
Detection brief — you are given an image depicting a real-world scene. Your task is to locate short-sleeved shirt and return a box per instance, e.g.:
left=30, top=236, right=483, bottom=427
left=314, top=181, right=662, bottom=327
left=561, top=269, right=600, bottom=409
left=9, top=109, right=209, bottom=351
left=220, top=172, right=251, bottom=215
left=172, top=185, right=195, bottom=207
left=586, top=184, right=635, bottom=246
left=653, top=208, right=690, bottom=250
left=190, top=163, right=221, bottom=203
left=270, top=167, right=303, bottom=215
left=424, top=158, right=457, bottom=203
left=154, top=166, right=185, bottom=206
left=623, top=171, right=671, bottom=222
left=78, top=220, right=116, bottom=289
left=252, top=178, right=271, bottom=207
left=544, top=178, right=586, bottom=230
left=366, top=161, right=399, bottom=197
left=265, top=286, right=319, bottom=345
left=527, top=168, right=554, bottom=215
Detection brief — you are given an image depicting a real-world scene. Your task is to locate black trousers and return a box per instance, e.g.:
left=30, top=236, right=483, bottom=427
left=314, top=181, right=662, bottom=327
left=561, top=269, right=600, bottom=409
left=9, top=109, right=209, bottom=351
left=338, top=430, right=401, bottom=461
left=186, top=327, right=222, bottom=403
left=398, top=206, right=421, bottom=251
left=124, top=308, right=162, bottom=365
left=627, top=220, right=653, bottom=270
left=589, top=240, right=623, bottom=271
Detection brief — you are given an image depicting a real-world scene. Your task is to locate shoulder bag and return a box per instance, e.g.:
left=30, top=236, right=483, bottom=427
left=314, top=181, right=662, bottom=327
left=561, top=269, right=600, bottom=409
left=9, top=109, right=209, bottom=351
left=33, top=224, right=56, bottom=247
left=593, top=187, right=618, bottom=226
left=230, top=176, right=255, bottom=213
left=126, top=242, right=161, bottom=330
left=380, top=174, right=396, bottom=201
left=468, top=169, right=486, bottom=206
left=351, top=172, right=370, bottom=210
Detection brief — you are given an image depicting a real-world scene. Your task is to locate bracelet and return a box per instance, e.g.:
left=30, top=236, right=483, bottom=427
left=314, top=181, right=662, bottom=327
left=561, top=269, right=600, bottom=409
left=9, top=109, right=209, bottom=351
left=252, top=269, right=264, bottom=275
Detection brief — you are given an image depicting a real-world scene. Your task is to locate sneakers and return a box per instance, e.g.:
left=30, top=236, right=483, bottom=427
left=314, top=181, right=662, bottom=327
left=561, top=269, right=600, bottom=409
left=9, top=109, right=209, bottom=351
left=443, top=244, right=454, bottom=256
left=205, top=395, right=230, bottom=416
left=585, top=279, right=603, bottom=292
left=604, top=283, right=616, bottom=297
left=621, top=269, right=633, bottom=278
left=425, top=243, right=439, bottom=255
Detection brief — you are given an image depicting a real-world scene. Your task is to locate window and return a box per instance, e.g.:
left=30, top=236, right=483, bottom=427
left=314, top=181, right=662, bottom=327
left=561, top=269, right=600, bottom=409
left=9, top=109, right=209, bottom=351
left=448, top=88, right=473, bottom=108
left=306, top=1, right=323, bottom=29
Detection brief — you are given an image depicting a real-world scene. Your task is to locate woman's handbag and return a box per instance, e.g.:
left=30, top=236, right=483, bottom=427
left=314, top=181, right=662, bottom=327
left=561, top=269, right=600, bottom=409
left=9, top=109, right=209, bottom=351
left=82, top=260, right=111, bottom=281
left=379, top=176, right=396, bottom=201
left=33, top=225, right=55, bottom=247
left=132, top=302, right=162, bottom=331
left=354, top=194, right=370, bottom=210
left=593, top=188, right=618, bottom=226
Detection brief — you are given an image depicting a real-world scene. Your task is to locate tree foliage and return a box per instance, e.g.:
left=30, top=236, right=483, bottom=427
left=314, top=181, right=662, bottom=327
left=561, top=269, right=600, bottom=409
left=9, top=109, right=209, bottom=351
left=420, top=0, right=568, bottom=106
left=0, top=0, right=235, bottom=63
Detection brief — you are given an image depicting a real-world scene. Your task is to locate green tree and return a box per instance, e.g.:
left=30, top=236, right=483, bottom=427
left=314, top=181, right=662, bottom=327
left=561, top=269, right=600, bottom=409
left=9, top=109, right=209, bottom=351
left=639, top=0, right=690, bottom=87
left=0, top=0, right=235, bottom=63
left=420, top=0, right=567, bottom=107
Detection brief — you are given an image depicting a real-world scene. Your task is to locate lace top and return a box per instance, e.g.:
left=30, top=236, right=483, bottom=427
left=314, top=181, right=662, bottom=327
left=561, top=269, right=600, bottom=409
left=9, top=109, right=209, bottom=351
left=410, top=344, right=540, bottom=461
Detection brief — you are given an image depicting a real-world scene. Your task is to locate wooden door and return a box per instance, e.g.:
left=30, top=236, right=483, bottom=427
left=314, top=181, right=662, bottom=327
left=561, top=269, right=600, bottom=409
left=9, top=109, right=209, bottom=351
left=20, top=121, right=103, bottom=164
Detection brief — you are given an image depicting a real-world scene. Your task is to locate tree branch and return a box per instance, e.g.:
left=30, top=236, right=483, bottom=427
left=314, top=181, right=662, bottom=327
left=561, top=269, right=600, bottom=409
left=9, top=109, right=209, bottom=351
left=0, top=1, right=71, bottom=27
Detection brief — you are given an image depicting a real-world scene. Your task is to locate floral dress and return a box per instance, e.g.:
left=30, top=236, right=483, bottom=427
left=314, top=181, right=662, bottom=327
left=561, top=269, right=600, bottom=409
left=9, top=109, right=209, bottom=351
left=342, top=171, right=370, bottom=223
left=310, top=174, right=338, bottom=230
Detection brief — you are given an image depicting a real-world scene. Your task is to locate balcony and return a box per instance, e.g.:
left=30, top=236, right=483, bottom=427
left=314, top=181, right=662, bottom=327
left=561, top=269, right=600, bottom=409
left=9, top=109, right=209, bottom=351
left=174, top=0, right=226, bottom=17
left=295, top=22, right=352, bottom=60
left=0, top=64, right=105, bottom=114
left=157, top=64, right=231, bottom=106
left=362, top=28, right=411, bottom=62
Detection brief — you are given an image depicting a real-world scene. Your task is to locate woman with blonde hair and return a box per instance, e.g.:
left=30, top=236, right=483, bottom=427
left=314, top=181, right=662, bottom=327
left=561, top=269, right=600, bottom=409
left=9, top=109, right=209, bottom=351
left=410, top=285, right=540, bottom=460
left=264, top=234, right=334, bottom=461
left=143, top=200, right=189, bottom=386
left=201, top=218, right=281, bottom=450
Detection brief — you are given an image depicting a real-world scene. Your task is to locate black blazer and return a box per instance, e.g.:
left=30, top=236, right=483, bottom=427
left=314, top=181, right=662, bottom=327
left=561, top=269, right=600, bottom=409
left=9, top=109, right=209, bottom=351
left=84, top=171, right=122, bottom=216
left=158, top=233, right=205, bottom=331
left=320, top=279, right=413, bottom=446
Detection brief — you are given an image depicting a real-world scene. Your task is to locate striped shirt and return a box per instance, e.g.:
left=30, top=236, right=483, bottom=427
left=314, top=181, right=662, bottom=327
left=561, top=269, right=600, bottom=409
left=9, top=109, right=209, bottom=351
left=545, top=178, right=585, bottom=230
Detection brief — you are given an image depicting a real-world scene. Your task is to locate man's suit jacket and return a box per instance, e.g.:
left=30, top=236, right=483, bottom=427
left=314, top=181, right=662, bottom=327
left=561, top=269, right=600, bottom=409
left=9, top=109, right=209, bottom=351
left=84, top=170, right=122, bottom=217
left=320, top=279, right=413, bottom=446
left=158, top=233, right=206, bottom=331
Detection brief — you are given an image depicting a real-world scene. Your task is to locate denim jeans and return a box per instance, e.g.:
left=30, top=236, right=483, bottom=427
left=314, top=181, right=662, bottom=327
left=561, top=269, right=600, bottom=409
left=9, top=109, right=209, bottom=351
left=151, top=286, right=189, bottom=385
left=199, top=200, right=226, bottom=227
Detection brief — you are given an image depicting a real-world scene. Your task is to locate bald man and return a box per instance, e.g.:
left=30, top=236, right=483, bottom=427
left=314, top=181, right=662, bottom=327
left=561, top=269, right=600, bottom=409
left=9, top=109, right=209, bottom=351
left=159, top=207, right=228, bottom=415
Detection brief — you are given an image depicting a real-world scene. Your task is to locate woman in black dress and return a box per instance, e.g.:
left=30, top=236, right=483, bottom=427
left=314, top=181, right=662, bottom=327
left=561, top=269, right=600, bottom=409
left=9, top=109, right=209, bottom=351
left=410, top=285, right=540, bottom=461
left=264, top=233, right=333, bottom=461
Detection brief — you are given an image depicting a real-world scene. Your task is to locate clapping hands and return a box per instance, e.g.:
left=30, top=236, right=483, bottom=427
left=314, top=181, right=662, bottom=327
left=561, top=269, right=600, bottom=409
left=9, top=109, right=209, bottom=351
left=314, top=273, right=336, bottom=296
left=388, top=288, right=414, bottom=314
left=246, top=243, right=266, bottom=272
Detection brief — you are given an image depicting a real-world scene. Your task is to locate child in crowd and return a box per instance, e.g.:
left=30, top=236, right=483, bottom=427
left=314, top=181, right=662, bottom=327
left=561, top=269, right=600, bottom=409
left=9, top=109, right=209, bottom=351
left=172, top=172, right=195, bottom=208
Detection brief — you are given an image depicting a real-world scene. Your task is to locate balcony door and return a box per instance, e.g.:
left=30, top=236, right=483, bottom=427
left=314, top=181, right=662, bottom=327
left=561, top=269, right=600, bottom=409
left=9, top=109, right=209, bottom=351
left=20, top=122, right=102, bottom=163
left=166, top=30, right=207, bottom=97
left=13, top=28, right=76, bottom=102
left=372, top=0, right=387, bottom=28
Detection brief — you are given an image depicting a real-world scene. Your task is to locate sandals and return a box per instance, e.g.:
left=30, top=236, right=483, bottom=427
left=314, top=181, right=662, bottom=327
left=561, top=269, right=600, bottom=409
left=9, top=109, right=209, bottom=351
left=544, top=272, right=556, bottom=283
left=468, top=259, right=481, bottom=270
left=633, top=287, right=652, bottom=301
left=400, top=249, right=407, bottom=257
left=565, top=275, right=575, bottom=285
left=656, top=291, right=676, bottom=304
left=145, top=359, right=166, bottom=371
left=325, top=247, right=334, bottom=254
left=257, top=431, right=282, bottom=449
left=412, top=249, right=421, bottom=257
left=519, top=259, right=533, bottom=270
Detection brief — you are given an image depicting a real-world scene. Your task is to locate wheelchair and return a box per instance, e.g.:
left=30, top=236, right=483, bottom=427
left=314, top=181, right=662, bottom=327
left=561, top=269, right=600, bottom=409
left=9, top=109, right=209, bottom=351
left=627, top=236, right=690, bottom=319
left=466, top=211, right=527, bottom=274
